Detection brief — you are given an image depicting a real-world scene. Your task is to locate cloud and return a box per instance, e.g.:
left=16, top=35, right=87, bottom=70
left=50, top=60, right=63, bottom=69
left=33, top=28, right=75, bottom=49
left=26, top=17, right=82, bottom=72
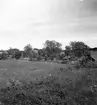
left=71, top=16, right=97, bottom=34
left=0, top=0, right=97, bottom=49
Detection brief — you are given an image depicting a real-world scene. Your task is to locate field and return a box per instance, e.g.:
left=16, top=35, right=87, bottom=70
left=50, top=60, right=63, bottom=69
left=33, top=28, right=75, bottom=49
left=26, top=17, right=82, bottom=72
left=0, top=51, right=96, bottom=88
left=0, top=60, right=83, bottom=88
left=0, top=54, right=97, bottom=104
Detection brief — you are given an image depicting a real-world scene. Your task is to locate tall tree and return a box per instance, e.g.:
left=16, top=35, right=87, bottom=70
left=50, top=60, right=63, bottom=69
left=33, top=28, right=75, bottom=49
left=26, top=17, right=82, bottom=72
left=65, top=41, right=91, bottom=58
left=44, top=40, right=62, bottom=60
left=24, top=44, right=33, bottom=58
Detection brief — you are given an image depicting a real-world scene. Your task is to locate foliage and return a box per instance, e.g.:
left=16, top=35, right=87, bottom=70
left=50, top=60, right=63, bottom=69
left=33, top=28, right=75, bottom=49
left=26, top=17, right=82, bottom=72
left=14, top=52, right=21, bottom=59
left=84, top=61, right=97, bottom=68
left=24, top=44, right=33, bottom=58
left=65, top=46, right=71, bottom=56
left=37, top=56, right=41, bottom=61
left=65, top=41, right=91, bottom=58
left=0, top=70, right=97, bottom=105
left=7, top=48, right=21, bottom=59
left=72, top=56, right=97, bottom=69
left=58, top=51, right=65, bottom=60
left=44, top=40, right=62, bottom=50
left=0, top=52, right=8, bottom=60
left=44, top=40, right=62, bottom=60
left=38, top=49, right=45, bottom=57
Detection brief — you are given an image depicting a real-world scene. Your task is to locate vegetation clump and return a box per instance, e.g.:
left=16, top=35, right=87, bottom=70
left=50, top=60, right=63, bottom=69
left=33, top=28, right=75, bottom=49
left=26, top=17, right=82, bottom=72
left=0, top=70, right=97, bottom=105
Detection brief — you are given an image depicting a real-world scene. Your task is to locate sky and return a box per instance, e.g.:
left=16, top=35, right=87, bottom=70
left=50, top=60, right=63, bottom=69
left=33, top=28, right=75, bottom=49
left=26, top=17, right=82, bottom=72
left=0, top=0, right=97, bottom=50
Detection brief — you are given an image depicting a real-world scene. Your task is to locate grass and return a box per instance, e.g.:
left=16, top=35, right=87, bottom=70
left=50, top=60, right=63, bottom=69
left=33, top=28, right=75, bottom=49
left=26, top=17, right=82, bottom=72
left=0, top=56, right=97, bottom=104
left=0, top=68, right=97, bottom=105
left=0, top=60, right=83, bottom=88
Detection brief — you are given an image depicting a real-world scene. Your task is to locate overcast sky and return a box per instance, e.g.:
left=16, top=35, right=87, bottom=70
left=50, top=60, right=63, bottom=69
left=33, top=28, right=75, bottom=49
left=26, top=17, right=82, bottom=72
left=0, top=0, right=97, bottom=50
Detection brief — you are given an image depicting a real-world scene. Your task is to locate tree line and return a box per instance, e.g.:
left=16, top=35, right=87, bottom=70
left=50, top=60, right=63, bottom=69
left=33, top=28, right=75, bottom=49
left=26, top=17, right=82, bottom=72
left=0, top=40, right=93, bottom=62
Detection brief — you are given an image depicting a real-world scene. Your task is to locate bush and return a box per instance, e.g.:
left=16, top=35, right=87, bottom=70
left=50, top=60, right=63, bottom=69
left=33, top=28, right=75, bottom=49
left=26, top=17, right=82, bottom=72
left=72, top=55, right=97, bottom=69
left=72, top=61, right=81, bottom=69
left=0, top=53, right=8, bottom=60
left=37, top=56, right=41, bottom=61
left=0, top=73, right=97, bottom=105
left=85, top=61, right=97, bottom=68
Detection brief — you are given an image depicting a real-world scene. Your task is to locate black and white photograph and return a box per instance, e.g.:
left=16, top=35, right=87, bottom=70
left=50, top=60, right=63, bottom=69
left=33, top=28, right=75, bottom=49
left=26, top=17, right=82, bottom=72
left=0, top=0, right=97, bottom=104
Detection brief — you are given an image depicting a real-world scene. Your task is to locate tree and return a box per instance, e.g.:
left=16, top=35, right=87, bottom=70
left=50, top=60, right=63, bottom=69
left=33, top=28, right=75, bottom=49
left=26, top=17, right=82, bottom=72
left=44, top=40, right=62, bottom=60
left=0, top=51, right=8, bottom=60
left=65, top=46, right=71, bottom=56
left=24, top=44, right=33, bottom=58
left=44, top=40, right=62, bottom=51
left=7, top=48, right=21, bottom=59
left=38, top=49, right=45, bottom=57
left=65, top=41, right=91, bottom=58
left=14, top=52, right=21, bottom=59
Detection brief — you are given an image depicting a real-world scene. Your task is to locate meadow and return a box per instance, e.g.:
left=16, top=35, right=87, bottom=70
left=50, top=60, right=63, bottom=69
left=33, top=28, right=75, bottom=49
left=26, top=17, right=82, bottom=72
left=0, top=51, right=96, bottom=87
left=0, top=53, right=97, bottom=104
left=0, top=59, right=83, bottom=88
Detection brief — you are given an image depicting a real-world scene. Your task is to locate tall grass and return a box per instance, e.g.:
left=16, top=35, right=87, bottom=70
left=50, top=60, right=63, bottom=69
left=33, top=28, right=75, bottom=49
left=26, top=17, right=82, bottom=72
left=0, top=68, right=97, bottom=105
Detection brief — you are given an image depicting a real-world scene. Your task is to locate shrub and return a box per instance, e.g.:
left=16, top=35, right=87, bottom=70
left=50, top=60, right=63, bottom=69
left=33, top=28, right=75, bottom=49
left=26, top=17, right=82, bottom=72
left=72, top=55, right=97, bottom=69
left=85, top=61, right=97, bottom=68
left=0, top=73, right=97, bottom=105
left=72, top=61, right=81, bottom=69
